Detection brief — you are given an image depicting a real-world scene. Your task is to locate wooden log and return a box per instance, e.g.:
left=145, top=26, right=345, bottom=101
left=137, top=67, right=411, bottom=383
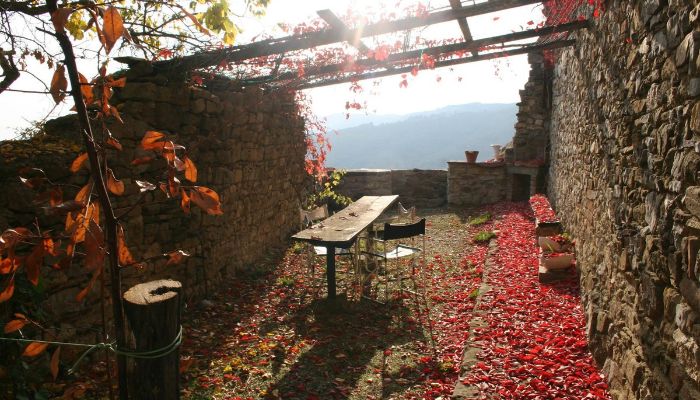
left=123, top=279, right=182, bottom=400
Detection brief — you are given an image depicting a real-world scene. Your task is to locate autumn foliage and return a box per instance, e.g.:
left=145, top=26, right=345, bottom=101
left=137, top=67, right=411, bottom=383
left=1, top=5, right=221, bottom=394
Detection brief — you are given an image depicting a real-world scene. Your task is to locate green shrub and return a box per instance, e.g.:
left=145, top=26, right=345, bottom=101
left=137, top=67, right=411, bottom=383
left=473, top=231, right=496, bottom=243
left=468, top=213, right=491, bottom=226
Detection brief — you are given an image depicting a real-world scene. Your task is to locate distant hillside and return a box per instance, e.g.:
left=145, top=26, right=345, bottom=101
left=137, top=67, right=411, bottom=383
left=324, top=103, right=517, bottom=170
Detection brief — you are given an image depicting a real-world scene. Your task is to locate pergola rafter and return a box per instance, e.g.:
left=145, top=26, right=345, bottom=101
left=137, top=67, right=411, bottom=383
left=150, top=0, right=542, bottom=72
left=297, top=39, right=574, bottom=90
left=449, top=0, right=477, bottom=55
left=119, top=0, right=587, bottom=90
left=243, top=19, right=587, bottom=87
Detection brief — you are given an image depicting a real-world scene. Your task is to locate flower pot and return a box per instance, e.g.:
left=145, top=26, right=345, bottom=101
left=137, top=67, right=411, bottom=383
left=465, top=150, right=479, bottom=163
left=538, top=236, right=562, bottom=252
left=491, top=144, right=502, bottom=160
left=541, top=252, right=574, bottom=270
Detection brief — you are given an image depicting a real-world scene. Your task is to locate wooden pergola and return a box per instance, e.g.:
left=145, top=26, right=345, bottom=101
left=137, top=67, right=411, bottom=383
left=131, top=0, right=588, bottom=88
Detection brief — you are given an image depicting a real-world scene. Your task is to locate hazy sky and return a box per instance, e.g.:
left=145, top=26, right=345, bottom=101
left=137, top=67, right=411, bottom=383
left=0, top=0, right=544, bottom=139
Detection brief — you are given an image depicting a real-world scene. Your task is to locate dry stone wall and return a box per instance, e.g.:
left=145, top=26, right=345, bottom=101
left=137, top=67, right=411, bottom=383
left=547, top=1, right=700, bottom=398
left=337, top=169, right=447, bottom=208
left=447, top=162, right=507, bottom=206
left=0, top=65, right=307, bottom=341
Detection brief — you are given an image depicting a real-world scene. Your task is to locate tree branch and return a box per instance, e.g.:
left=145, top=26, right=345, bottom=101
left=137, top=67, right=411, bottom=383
left=0, top=48, right=20, bottom=94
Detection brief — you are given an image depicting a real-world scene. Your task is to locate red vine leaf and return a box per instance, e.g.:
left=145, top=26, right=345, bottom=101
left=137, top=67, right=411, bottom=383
left=22, top=342, right=48, bottom=357
left=180, top=189, right=191, bottom=214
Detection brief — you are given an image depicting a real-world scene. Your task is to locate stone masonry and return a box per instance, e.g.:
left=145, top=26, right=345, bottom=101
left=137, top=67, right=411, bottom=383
left=546, top=1, right=700, bottom=398
left=0, top=63, right=307, bottom=342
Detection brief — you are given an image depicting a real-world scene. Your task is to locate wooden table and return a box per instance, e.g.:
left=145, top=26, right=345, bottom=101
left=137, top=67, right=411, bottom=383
left=292, top=195, right=399, bottom=299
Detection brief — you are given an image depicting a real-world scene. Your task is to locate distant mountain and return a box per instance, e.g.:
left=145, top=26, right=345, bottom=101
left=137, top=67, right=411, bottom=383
left=324, top=103, right=517, bottom=170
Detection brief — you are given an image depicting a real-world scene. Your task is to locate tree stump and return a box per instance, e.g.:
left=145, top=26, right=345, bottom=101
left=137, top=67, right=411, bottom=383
left=123, top=280, right=182, bottom=400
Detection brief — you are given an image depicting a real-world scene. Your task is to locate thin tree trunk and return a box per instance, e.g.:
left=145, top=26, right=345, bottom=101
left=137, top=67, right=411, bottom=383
left=44, top=2, right=129, bottom=398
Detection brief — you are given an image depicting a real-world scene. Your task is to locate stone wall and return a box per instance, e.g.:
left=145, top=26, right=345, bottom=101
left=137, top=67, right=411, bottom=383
left=511, top=53, right=550, bottom=163
left=0, top=64, right=307, bottom=341
left=337, top=169, right=447, bottom=208
left=447, top=162, right=507, bottom=206
left=546, top=1, right=700, bottom=398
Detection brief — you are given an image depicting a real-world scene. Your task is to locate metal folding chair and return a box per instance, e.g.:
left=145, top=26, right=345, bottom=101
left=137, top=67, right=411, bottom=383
left=361, top=218, right=426, bottom=303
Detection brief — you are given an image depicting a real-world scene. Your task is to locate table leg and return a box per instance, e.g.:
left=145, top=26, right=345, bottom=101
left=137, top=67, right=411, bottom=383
left=326, top=246, right=336, bottom=299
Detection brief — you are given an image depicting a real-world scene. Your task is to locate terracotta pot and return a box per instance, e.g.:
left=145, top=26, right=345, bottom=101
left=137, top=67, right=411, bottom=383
left=465, top=150, right=479, bottom=163
left=538, top=236, right=562, bottom=252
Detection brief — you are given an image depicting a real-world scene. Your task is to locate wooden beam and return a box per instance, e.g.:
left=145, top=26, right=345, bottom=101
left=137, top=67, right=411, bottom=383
left=153, top=0, right=541, bottom=72
left=449, top=0, right=477, bottom=55
left=295, top=39, right=575, bottom=90
left=317, top=9, right=371, bottom=53
left=244, top=20, right=588, bottom=85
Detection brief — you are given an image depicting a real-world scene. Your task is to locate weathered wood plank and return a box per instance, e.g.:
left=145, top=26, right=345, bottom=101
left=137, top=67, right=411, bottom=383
left=449, top=0, right=477, bottom=55
left=293, top=195, right=399, bottom=246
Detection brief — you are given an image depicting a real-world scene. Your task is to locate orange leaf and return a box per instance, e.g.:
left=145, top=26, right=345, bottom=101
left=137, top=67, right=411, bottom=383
left=106, top=169, right=125, bottom=196
left=190, top=186, right=223, bottom=215
left=50, top=65, right=67, bottom=104
left=43, top=237, right=57, bottom=256
left=179, top=6, right=211, bottom=36
left=117, top=225, right=136, bottom=266
left=84, top=220, right=104, bottom=271
left=50, top=347, right=61, bottom=381
left=3, top=318, right=28, bottom=334
left=0, top=277, right=14, bottom=303
left=25, top=243, right=44, bottom=286
left=74, top=182, right=92, bottom=204
left=141, top=131, right=165, bottom=150
left=0, top=257, right=20, bottom=275
left=165, top=250, right=190, bottom=266
left=45, top=200, right=86, bottom=215
left=108, top=77, right=127, bottom=88
left=22, top=342, right=48, bottom=357
left=77, top=73, right=94, bottom=105
left=168, top=174, right=180, bottom=198
left=50, top=8, right=72, bottom=33
left=102, top=7, right=124, bottom=53
left=70, top=153, right=88, bottom=173
left=183, top=156, right=197, bottom=182
left=131, top=156, right=154, bottom=166
left=106, top=135, right=123, bottom=151
left=180, top=189, right=191, bottom=214
left=75, top=269, right=100, bottom=302
left=109, top=105, right=124, bottom=123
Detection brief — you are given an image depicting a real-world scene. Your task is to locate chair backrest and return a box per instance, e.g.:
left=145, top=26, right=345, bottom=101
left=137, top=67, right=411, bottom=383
left=300, top=204, right=329, bottom=226
left=397, top=202, right=416, bottom=223
left=383, top=218, right=426, bottom=241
